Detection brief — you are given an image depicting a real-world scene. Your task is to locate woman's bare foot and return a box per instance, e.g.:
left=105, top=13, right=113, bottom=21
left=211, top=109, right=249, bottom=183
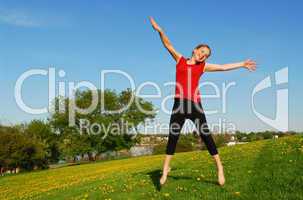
left=160, top=166, right=171, bottom=185
left=212, top=154, right=225, bottom=186
left=217, top=166, right=225, bottom=186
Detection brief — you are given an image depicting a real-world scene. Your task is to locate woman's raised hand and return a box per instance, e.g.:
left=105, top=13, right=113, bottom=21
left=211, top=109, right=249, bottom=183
left=149, top=16, right=162, bottom=32
left=243, top=59, right=257, bottom=71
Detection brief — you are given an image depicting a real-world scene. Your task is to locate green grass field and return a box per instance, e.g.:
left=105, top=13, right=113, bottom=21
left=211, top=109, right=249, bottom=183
left=1, top=135, right=302, bottom=200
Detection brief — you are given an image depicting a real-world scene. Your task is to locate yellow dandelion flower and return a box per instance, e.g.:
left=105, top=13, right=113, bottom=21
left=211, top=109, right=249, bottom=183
left=164, top=193, right=170, bottom=197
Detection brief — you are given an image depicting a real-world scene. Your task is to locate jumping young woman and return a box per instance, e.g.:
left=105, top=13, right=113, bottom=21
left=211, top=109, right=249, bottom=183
left=149, top=17, right=257, bottom=186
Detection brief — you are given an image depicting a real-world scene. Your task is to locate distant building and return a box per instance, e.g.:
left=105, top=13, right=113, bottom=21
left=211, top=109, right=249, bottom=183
left=226, top=134, right=248, bottom=146
left=227, top=141, right=237, bottom=146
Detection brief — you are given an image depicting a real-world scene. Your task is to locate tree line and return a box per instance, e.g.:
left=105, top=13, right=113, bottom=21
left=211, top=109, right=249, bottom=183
left=0, top=88, right=156, bottom=174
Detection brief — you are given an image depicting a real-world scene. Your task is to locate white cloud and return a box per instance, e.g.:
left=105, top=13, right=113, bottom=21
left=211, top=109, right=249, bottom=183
left=0, top=9, right=41, bottom=27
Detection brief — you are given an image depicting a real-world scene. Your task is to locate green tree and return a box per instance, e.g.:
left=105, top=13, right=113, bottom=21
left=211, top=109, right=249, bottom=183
left=25, top=120, right=60, bottom=163
left=0, top=125, right=48, bottom=172
left=49, top=88, right=156, bottom=161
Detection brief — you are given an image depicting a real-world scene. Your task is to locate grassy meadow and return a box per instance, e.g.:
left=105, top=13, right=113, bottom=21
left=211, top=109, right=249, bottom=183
left=0, top=135, right=302, bottom=200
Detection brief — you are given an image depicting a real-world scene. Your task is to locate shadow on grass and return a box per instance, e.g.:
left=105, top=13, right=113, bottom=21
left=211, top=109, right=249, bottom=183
left=146, top=169, right=162, bottom=191
left=198, top=179, right=219, bottom=186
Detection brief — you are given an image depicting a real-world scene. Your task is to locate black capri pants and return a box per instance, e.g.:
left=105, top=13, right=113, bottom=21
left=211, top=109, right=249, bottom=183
left=166, top=97, right=218, bottom=156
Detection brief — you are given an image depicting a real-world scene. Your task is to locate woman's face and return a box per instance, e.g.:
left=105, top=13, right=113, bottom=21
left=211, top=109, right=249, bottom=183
left=193, top=46, right=210, bottom=63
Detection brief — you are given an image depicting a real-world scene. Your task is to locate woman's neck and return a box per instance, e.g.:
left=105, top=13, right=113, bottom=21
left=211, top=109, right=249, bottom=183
left=186, top=57, right=197, bottom=65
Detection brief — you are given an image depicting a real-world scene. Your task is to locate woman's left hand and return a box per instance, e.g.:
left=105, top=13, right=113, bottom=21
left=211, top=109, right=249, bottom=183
left=243, top=59, right=257, bottom=71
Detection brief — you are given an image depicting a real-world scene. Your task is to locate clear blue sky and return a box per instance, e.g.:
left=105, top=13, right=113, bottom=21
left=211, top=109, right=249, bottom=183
left=0, top=0, right=302, bottom=132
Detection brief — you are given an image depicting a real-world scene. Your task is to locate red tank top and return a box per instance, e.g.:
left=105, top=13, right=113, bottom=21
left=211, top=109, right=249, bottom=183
left=174, top=56, right=206, bottom=103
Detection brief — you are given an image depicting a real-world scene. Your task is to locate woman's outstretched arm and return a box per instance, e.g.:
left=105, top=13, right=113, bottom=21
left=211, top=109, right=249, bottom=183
left=149, top=16, right=182, bottom=63
left=204, top=59, right=257, bottom=72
